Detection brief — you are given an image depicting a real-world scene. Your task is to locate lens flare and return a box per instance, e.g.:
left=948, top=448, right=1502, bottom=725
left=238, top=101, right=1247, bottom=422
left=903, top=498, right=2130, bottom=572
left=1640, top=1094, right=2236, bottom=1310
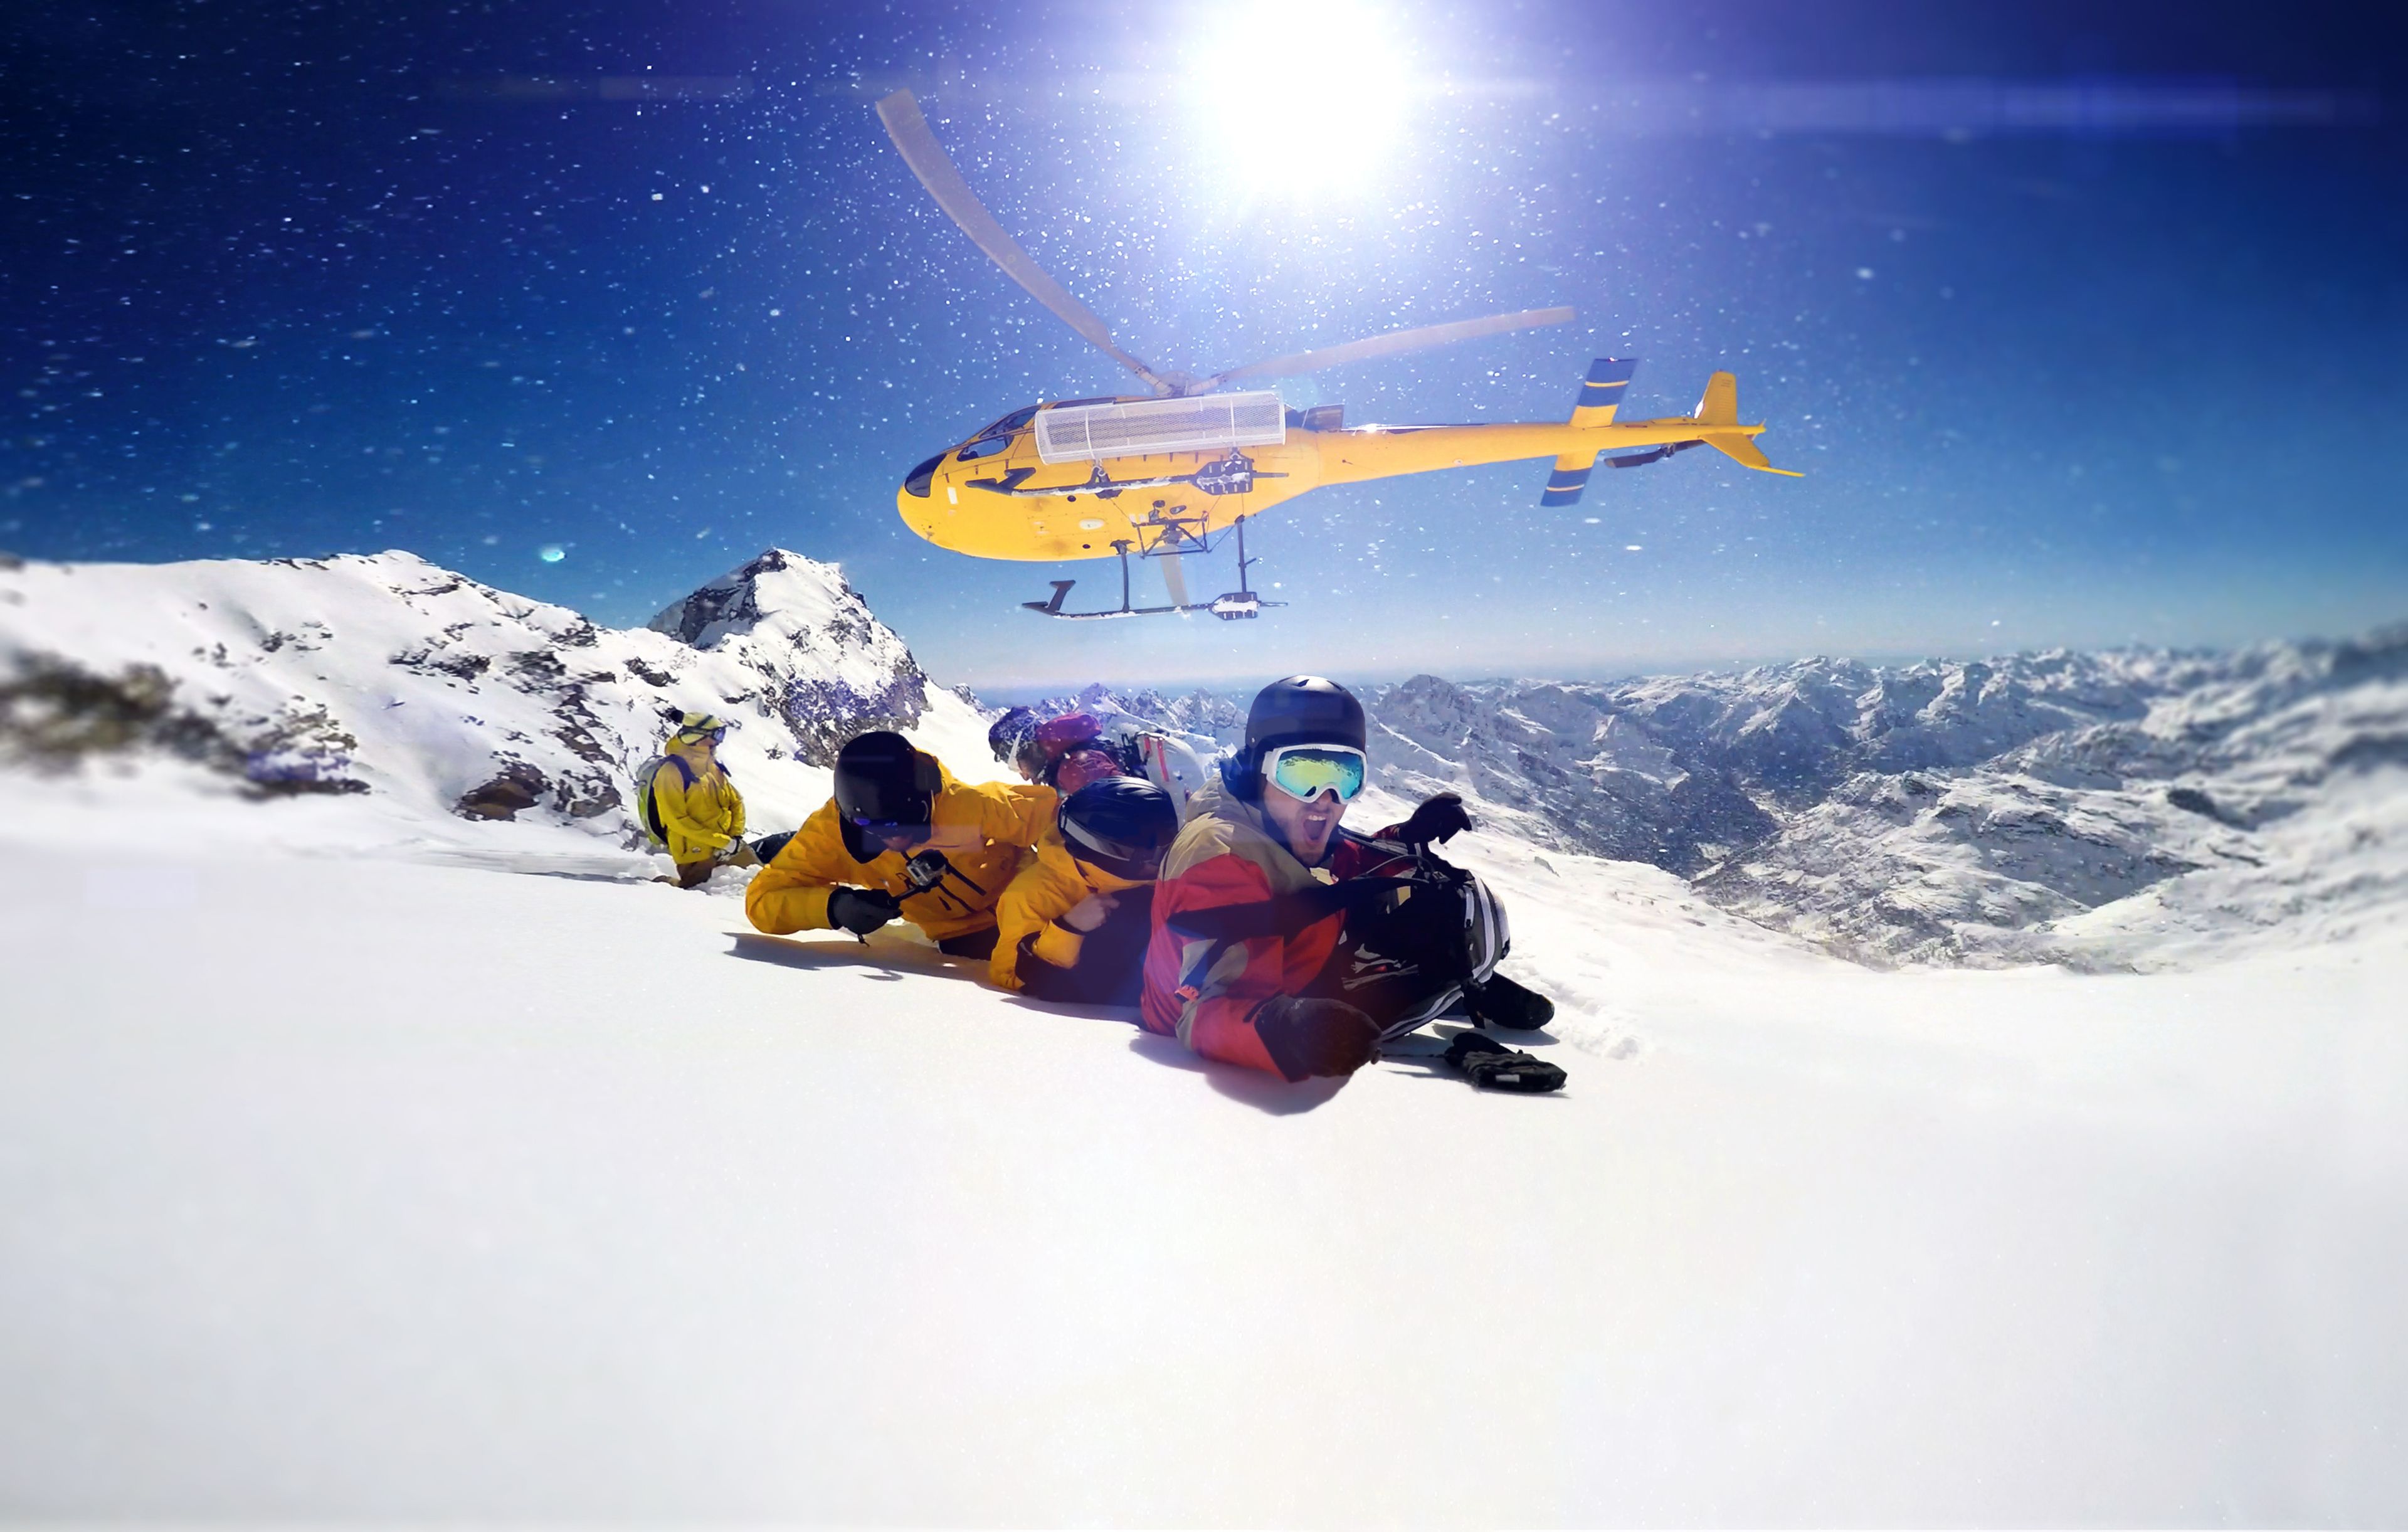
left=1183, top=0, right=1415, bottom=194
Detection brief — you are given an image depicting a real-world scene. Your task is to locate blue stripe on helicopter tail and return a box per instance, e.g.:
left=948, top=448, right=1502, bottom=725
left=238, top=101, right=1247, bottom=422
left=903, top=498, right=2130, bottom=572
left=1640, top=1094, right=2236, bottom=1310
left=1539, top=486, right=1587, bottom=508
left=1539, top=463, right=1593, bottom=507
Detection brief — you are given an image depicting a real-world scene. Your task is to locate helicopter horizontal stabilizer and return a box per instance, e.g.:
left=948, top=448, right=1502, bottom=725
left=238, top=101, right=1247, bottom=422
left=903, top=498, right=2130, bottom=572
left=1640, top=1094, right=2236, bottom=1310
left=1570, top=357, right=1639, bottom=429
left=1538, top=460, right=1594, bottom=508
left=1539, top=357, right=1639, bottom=507
left=1702, top=431, right=1804, bottom=477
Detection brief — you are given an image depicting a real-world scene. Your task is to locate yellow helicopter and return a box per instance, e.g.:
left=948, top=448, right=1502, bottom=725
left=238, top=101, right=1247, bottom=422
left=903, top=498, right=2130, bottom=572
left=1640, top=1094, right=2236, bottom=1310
left=877, top=89, right=1798, bottom=621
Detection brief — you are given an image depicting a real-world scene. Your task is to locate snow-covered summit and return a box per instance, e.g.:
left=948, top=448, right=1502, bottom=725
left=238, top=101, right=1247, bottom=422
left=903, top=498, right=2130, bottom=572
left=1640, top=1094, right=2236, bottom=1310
left=642, top=548, right=934, bottom=765
left=0, top=546, right=996, bottom=861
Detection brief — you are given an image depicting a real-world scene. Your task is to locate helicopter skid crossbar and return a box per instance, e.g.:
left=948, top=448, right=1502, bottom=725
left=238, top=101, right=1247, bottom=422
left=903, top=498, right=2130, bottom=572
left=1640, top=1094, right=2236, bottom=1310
left=1022, top=523, right=1281, bottom=621
left=1023, top=588, right=1286, bottom=621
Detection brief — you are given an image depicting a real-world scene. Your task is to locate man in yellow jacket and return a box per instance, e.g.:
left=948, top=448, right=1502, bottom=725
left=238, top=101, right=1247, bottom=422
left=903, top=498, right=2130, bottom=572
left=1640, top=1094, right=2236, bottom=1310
left=745, top=729, right=1054, bottom=958
left=991, top=776, right=1181, bottom=1004
left=650, top=712, right=751, bottom=889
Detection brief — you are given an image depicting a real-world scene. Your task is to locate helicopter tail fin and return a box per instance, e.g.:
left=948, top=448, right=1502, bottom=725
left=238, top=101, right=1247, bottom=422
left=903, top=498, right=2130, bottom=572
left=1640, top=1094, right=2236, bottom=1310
left=1540, top=357, right=1637, bottom=507
left=1692, top=371, right=1803, bottom=475
left=1694, top=370, right=1738, bottom=426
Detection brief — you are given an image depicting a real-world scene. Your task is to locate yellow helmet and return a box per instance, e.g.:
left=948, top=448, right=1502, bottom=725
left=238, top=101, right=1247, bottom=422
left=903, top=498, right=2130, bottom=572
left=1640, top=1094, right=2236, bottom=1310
left=671, top=711, right=729, bottom=744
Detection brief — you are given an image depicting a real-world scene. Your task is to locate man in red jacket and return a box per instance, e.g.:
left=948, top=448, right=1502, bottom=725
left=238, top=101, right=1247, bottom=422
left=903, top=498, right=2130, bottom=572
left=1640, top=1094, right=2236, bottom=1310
left=1141, top=675, right=1553, bottom=1082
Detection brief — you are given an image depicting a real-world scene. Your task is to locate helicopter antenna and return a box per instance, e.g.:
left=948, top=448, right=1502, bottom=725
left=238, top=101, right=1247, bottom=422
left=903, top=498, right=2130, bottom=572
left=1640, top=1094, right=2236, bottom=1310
left=1201, top=306, right=1577, bottom=392
left=875, top=90, right=1173, bottom=395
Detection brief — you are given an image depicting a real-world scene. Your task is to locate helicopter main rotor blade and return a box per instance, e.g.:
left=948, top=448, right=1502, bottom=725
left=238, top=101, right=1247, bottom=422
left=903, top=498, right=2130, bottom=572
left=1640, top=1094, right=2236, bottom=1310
left=1204, top=306, right=1577, bottom=391
left=875, top=90, right=1168, bottom=394
left=1159, top=552, right=1192, bottom=610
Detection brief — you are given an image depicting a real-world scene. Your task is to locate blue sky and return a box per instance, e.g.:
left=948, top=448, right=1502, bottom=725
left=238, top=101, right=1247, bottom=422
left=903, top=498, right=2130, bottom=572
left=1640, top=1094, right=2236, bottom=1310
left=5, top=1, right=2402, bottom=688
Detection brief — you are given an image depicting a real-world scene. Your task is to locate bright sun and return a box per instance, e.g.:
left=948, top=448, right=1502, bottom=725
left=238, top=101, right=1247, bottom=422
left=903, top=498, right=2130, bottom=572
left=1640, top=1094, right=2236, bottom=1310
left=1181, top=0, right=1416, bottom=195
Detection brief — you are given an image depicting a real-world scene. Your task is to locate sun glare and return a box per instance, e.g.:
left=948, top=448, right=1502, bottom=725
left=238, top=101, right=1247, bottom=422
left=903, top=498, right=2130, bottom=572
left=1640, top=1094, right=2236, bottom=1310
left=1182, top=0, right=1416, bottom=195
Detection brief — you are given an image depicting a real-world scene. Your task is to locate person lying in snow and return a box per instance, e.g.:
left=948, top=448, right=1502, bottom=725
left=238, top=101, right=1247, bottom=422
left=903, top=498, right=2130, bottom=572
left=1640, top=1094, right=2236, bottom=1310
left=988, top=705, right=1210, bottom=816
left=989, top=776, right=1180, bottom=1005
left=1139, top=675, right=1560, bottom=1087
left=645, top=712, right=752, bottom=889
left=744, top=729, right=1054, bottom=960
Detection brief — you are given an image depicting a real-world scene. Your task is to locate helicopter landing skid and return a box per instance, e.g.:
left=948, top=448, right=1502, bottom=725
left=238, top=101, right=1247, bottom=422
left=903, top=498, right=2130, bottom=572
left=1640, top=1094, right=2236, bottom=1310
left=1022, top=524, right=1282, bottom=622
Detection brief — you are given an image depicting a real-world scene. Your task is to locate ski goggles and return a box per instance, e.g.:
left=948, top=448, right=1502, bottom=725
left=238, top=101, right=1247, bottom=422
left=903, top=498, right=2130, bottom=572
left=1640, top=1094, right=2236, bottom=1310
left=679, top=726, right=727, bottom=745
left=1262, top=744, right=1367, bottom=804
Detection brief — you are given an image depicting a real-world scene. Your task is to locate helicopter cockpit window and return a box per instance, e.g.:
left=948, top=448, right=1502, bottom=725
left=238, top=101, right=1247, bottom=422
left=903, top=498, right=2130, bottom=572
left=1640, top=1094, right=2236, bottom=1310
left=902, top=450, right=944, bottom=497
left=958, top=404, right=1040, bottom=461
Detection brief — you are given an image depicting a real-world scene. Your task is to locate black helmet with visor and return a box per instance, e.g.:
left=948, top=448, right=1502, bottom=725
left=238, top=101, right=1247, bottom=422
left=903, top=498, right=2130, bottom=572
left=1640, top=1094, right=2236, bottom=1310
left=1059, top=776, right=1179, bottom=882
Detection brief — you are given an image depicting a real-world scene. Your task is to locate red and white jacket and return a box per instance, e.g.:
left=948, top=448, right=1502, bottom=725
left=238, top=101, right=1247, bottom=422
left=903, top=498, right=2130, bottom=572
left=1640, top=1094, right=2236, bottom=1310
left=1140, top=773, right=1403, bottom=1074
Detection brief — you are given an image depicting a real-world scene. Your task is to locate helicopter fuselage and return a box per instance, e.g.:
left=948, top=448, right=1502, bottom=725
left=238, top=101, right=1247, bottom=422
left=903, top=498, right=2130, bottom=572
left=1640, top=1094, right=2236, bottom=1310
left=895, top=398, right=1772, bottom=563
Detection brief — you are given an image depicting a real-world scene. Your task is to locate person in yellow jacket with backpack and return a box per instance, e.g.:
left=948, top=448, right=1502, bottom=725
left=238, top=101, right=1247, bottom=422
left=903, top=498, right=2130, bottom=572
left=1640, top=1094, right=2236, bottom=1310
left=645, top=712, right=752, bottom=889
left=745, top=729, right=1054, bottom=958
left=990, top=776, right=1180, bottom=1004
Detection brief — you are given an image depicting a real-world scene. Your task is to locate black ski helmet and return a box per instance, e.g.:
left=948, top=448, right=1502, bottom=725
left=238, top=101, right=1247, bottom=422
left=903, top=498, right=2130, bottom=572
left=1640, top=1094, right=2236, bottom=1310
left=1227, top=675, right=1366, bottom=800
left=1059, top=776, right=1180, bottom=881
left=833, top=729, right=941, bottom=837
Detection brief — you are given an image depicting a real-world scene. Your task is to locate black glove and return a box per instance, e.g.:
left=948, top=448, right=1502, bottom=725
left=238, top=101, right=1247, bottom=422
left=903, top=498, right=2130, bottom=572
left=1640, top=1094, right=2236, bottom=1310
left=1252, top=996, right=1382, bottom=1082
left=1395, top=791, right=1472, bottom=845
left=1444, top=1030, right=1568, bottom=1094
left=826, top=885, right=903, bottom=937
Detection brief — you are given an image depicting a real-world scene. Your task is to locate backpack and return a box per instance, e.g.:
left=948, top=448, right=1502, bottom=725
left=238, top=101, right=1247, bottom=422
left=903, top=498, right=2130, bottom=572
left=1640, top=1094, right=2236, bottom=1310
left=633, top=753, right=700, bottom=848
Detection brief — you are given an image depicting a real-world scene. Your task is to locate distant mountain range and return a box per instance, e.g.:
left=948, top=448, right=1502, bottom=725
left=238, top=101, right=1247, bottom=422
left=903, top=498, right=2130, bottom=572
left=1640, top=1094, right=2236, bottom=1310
left=1045, top=639, right=2408, bottom=971
left=4, top=544, right=2400, bottom=969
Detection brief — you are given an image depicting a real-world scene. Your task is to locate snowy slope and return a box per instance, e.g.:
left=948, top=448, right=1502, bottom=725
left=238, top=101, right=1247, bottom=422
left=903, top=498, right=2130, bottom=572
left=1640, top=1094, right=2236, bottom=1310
left=2, top=810, right=2402, bottom=1522
left=0, top=547, right=1003, bottom=868
left=1, top=549, right=2403, bottom=1519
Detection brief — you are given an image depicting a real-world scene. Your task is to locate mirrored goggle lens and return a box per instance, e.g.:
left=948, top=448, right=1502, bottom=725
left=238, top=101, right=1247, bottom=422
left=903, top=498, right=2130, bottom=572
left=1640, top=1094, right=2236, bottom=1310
left=1269, top=747, right=1365, bottom=802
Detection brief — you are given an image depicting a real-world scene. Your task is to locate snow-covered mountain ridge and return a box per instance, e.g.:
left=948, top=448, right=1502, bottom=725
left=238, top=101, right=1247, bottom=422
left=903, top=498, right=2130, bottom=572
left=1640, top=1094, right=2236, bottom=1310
left=4, top=544, right=2397, bottom=969
left=1072, top=633, right=2408, bottom=969
left=0, top=546, right=996, bottom=855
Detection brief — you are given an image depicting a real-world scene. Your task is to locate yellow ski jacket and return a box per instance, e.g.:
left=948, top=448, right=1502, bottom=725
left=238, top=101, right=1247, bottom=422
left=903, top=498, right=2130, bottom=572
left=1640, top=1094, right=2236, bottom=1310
left=745, top=765, right=1055, bottom=941
left=989, top=830, right=1150, bottom=991
left=652, top=751, right=746, bottom=864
